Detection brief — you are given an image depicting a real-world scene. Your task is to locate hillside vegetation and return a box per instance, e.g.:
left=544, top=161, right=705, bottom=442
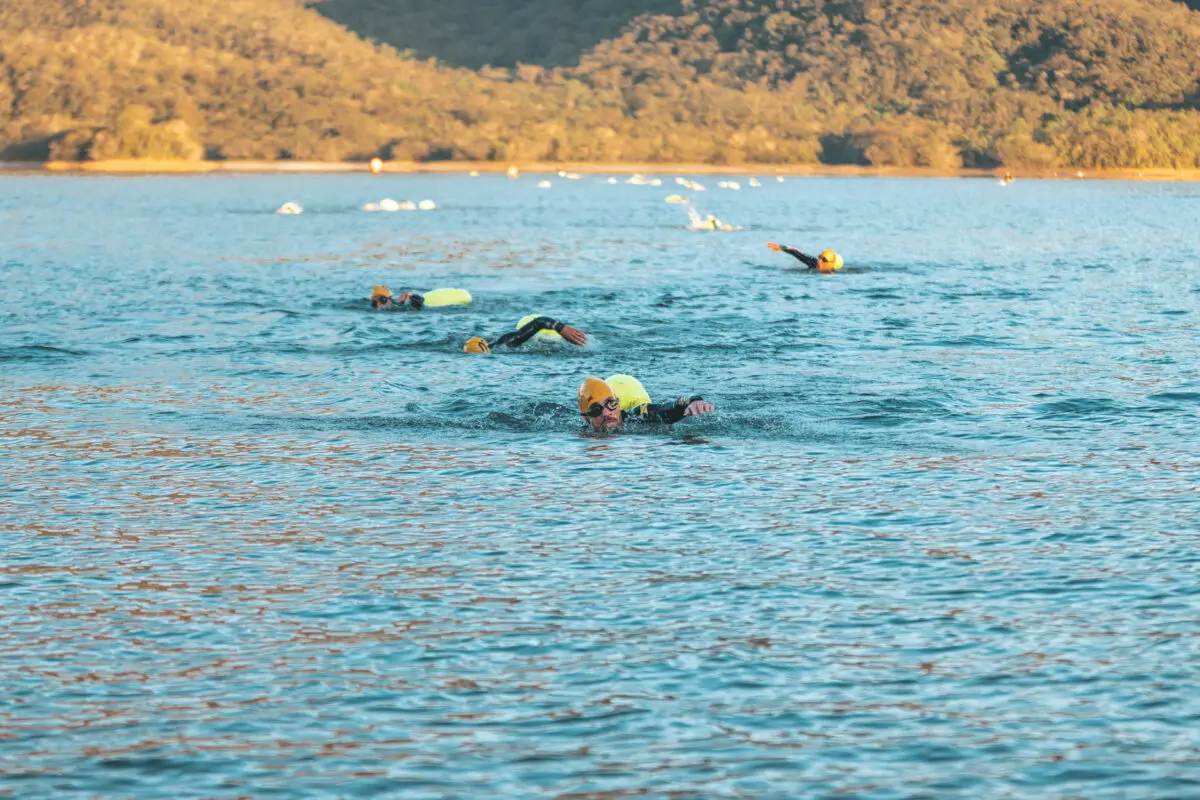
left=312, top=0, right=677, bottom=70
left=565, top=0, right=1200, bottom=166
left=5, top=0, right=1200, bottom=167
left=0, top=0, right=563, bottom=161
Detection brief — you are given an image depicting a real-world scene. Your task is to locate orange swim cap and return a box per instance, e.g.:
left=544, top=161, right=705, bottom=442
left=463, top=337, right=491, bottom=354
left=578, top=377, right=615, bottom=414
left=372, top=285, right=392, bottom=300
left=817, top=250, right=844, bottom=271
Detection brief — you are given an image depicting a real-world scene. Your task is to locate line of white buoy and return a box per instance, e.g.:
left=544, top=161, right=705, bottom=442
left=276, top=171, right=788, bottom=216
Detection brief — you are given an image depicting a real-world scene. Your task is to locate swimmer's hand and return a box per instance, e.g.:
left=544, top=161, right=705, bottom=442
left=560, top=325, right=588, bottom=346
left=766, top=242, right=782, bottom=252
left=396, top=292, right=412, bottom=303
left=681, top=398, right=714, bottom=417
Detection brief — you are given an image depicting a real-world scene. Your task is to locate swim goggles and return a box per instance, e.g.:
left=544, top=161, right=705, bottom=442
left=582, top=397, right=621, bottom=417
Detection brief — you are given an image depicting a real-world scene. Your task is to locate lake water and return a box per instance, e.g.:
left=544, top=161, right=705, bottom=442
left=2, top=173, right=1199, bottom=798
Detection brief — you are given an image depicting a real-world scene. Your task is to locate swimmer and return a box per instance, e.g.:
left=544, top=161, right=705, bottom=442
left=578, top=375, right=714, bottom=433
left=371, top=285, right=425, bottom=311
left=687, top=207, right=740, bottom=232
left=767, top=242, right=844, bottom=273
left=463, top=316, right=587, bottom=354
left=371, top=285, right=472, bottom=311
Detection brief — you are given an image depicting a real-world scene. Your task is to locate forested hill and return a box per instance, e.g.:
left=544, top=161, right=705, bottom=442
left=312, top=0, right=679, bottom=70
left=0, top=0, right=592, bottom=162
left=5, top=0, right=1200, bottom=168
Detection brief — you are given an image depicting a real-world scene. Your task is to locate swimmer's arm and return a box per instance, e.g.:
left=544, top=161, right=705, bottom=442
left=400, top=292, right=425, bottom=311
left=630, top=396, right=707, bottom=425
left=780, top=246, right=819, bottom=269
left=490, top=316, right=565, bottom=349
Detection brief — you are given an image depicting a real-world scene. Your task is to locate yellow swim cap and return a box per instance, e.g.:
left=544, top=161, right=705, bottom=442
left=372, top=285, right=392, bottom=300
left=578, top=377, right=615, bottom=414
left=518, top=313, right=562, bottom=340
left=605, top=374, right=652, bottom=411
left=463, top=337, right=491, bottom=354
left=817, top=250, right=844, bottom=272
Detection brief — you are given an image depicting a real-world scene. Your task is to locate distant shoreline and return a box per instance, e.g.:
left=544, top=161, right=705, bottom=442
left=3, top=160, right=1199, bottom=182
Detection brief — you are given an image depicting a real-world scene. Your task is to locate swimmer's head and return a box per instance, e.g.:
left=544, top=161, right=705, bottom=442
left=578, top=377, right=621, bottom=432
left=463, top=337, right=491, bottom=354
left=371, top=285, right=393, bottom=308
left=817, top=250, right=844, bottom=273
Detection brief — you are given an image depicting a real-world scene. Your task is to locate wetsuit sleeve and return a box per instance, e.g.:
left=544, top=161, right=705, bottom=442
left=625, top=396, right=704, bottom=425
left=488, top=316, right=565, bottom=350
left=781, top=246, right=819, bottom=269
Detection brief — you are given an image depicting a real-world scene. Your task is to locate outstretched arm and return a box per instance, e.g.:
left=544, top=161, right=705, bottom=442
left=629, top=396, right=713, bottom=425
left=398, top=292, right=425, bottom=310
left=489, top=317, right=587, bottom=350
left=767, top=242, right=819, bottom=269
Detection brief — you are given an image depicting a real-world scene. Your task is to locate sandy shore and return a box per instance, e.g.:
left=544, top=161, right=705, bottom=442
left=5, top=159, right=1199, bottom=181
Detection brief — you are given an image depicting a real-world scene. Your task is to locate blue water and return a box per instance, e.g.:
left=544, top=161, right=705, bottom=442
left=2, top=174, right=1199, bottom=798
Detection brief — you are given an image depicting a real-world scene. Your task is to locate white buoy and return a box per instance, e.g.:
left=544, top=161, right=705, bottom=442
left=380, top=198, right=401, bottom=212
left=362, top=202, right=381, bottom=212
left=398, top=200, right=417, bottom=211
left=538, top=180, right=552, bottom=188
left=749, top=177, right=761, bottom=187
left=418, top=200, right=437, bottom=210
left=276, top=202, right=303, bottom=215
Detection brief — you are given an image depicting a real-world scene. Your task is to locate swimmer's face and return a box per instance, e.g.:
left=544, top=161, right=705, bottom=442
left=371, top=295, right=392, bottom=309
left=583, top=398, right=622, bottom=432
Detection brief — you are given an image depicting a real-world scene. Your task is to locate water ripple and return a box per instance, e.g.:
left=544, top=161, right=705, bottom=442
left=1, top=175, right=1199, bottom=798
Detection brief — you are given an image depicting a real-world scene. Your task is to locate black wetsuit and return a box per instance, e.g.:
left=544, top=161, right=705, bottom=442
left=375, top=293, right=425, bottom=311
left=487, top=316, right=570, bottom=350
left=778, top=246, right=820, bottom=269
left=621, top=396, right=705, bottom=426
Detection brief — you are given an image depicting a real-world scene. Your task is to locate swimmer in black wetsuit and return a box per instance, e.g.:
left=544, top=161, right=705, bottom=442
left=372, top=285, right=473, bottom=311
left=371, top=285, right=424, bottom=311
left=767, top=242, right=844, bottom=273
left=463, top=316, right=588, bottom=354
left=577, top=376, right=713, bottom=432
